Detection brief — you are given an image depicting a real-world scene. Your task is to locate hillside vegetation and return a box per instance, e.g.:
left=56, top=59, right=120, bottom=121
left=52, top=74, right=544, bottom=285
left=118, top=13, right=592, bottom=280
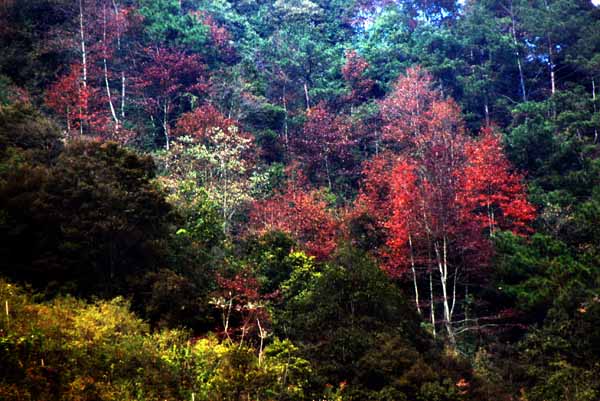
left=1, top=1, right=600, bottom=400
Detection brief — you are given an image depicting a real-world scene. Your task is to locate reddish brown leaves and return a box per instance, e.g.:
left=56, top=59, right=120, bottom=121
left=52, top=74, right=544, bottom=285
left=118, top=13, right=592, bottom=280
left=460, top=128, right=536, bottom=235
left=174, top=104, right=238, bottom=141
left=45, top=63, right=115, bottom=140
left=357, top=67, right=535, bottom=278
left=249, top=174, right=338, bottom=260
left=342, top=50, right=375, bottom=103
left=133, top=47, right=208, bottom=107
left=294, top=102, right=354, bottom=188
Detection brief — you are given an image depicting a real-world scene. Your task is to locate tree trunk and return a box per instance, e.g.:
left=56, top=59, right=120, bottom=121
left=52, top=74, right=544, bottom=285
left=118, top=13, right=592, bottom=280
left=324, top=155, right=332, bottom=190
left=121, top=72, right=126, bottom=119
left=548, top=40, right=556, bottom=96
left=163, top=102, right=170, bottom=151
left=408, top=233, right=422, bottom=315
left=593, top=78, right=598, bottom=143
left=429, top=271, right=436, bottom=339
left=435, top=237, right=456, bottom=346
left=283, top=82, right=289, bottom=149
left=544, top=0, right=556, bottom=96
left=484, top=98, right=490, bottom=127
left=304, top=82, right=310, bottom=110
left=79, top=0, right=87, bottom=89
left=103, top=5, right=119, bottom=130
left=509, top=1, right=527, bottom=102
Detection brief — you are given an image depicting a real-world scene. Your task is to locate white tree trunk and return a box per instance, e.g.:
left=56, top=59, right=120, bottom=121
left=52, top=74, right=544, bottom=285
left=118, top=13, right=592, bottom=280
left=102, top=5, right=119, bottom=129
left=509, top=1, right=527, bottom=102
left=435, top=237, right=456, bottom=346
left=408, top=233, right=422, bottom=315
left=163, top=103, right=170, bottom=150
left=79, top=0, right=87, bottom=89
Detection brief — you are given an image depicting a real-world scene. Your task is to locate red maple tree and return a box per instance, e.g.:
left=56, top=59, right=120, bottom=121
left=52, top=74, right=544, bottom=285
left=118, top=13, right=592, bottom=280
left=133, top=47, right=208, bottom=150
left=342, top=50, right=375, bottom=104
left=294, top=102, right=354, bottom=190
left=459, top=127, right=536, bottom=236
left=248, top=171, right=338, bottom=260
left=174, top=103, right=238, bottom=141
left=356, top=67, right=535, bottom=343
left=213, top=271, right=271, bottom=353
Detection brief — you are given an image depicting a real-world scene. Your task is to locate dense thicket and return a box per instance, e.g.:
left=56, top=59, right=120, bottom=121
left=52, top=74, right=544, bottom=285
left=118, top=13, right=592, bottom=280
left=1, top=1, right=600, bottom=400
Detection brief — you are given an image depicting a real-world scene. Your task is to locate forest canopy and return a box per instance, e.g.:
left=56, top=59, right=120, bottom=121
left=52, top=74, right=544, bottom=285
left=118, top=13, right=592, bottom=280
left=1, top=1, right=600, bottom=400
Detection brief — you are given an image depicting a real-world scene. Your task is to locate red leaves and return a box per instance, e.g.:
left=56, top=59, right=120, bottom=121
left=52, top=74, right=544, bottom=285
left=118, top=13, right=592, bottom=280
left=460, top=128, right=536, bottom=235
left=294, top=102, right=354, bottom=188
left=379, top=66, right=440, bottom=148
left=355, top=153, right=396, bottom=224
left=45, top=63, right=114, bottom=139
left=134, top=47, right=208, bottom=104
left=302, top=103, right=353, bottom=157
left=214, top=270, right=271, bottom=343
left=342, top=50, right=375, bottom=103
left=202, top=13, right=236, bottom=62
left=248, top=175, right=338, bottom=260
left=174, top=104, right=238, bottom=141
left=358, top=67, right=535, bottom=278
left=45, top=64, right=87, bottom=134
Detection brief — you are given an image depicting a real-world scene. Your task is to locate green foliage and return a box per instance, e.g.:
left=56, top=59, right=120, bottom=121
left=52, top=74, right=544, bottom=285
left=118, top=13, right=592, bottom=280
left=276, top=246, right=472, bottom=399
left=0, top=137, right=172, bottom=297
left=356, top=4, right=413, bottom=88
left=0, top=280, right=314, bottom=401
left=494, top=232, right=597, bottom=320
left=137, top=0, right=210, bottom=51
left=0, top=103, right=63, bottom=163
left=242, top=231, right=300, bottom=294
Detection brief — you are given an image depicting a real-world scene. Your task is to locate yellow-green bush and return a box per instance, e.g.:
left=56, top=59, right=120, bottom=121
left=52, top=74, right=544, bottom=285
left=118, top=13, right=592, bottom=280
left=0, top=280, right=312, bottom=401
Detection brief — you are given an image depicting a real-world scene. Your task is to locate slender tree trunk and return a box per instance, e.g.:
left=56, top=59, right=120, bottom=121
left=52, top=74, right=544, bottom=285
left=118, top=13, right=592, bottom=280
left=257, top=317, right=266, bottom=367
left=79, top=0, right=87, bottom=89
left=593, top=78, right=598, bottom=143
left=111, top=0, right=121, bottom=48
left=163, top=102, right=170, bottom=150
left=429, top=271, right=436, bottom=339
left=408, top=233, right=422, bottom=315
left=103, top=5, right=119, bottom=130
left=121, top=72, right=126, bottom=119
left=282, top=82, right=289, bottom=149
left=509, top=1, right=527, bottom=102
left=225, top=297, right=233, bottom=341
left=77, top=81, right=84, bottom=136
left=548, top=39, right=556, bottom=96
left=544, top=0, right=556, bottom=96
left=111, top=0, right=126, bottom=120
left=66, top=106, right=71, bottom=133
left=78, top=0, right=87, bottom=136
left=484, top=98, right=490, bottom=127
left=435, top=237, right=456, bottom=346
left=451, top=267, right=458, bottom=318
left=324, top=155, right=332, bottom=190
left=304, top=82, right=310, bottom=110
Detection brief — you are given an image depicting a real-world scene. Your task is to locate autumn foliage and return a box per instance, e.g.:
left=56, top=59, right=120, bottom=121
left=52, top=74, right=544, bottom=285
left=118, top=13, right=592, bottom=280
left=460, top=127, right=536, bottom=235
left=342, top=50, right=375, bottom=103
left=174, top=103, right=238, bottom=141
left=353, top=67, right=535, bottom=339
left=294, top=102, right=355, bottom=189
left=248, top=172, right=338, bottom=260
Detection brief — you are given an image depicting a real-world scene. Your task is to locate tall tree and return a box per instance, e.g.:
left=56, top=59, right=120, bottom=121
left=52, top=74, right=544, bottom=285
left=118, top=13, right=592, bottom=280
left=358, top=68, right=534, bottom=344
left=248, top=171, right=338, bottom=260
left=294, top=102, right=354, bottom=190
left=133, top=47, right=208, bottom=150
